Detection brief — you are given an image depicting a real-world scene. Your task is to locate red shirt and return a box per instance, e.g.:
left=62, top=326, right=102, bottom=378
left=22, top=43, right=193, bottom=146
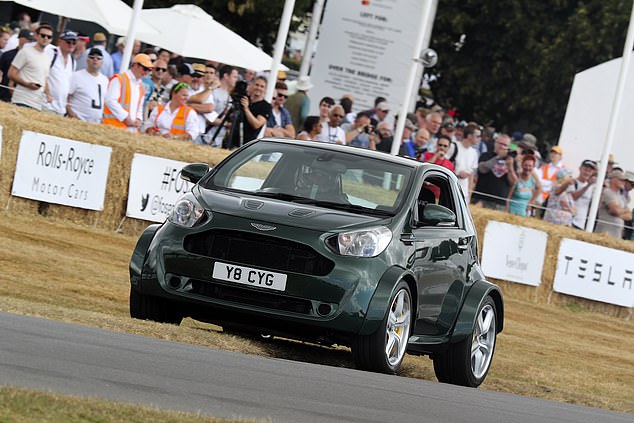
left=422, top=151, right=455, bottom=172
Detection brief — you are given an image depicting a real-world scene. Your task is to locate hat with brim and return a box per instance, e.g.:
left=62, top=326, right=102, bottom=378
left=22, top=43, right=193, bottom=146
left=133, top=54, right=154, bottom=69
left=93, top=32, right=107, bottom=42
left=192, top=63, right=206, bottom=77
left=550, top=145, right=563, bottom=154
left=581, top=159, right=597, bottom=169
left=60, top=30, right=78, bottom=42
left=295, top=76, right=313, bottom=91
left=610, top=169, right=627, bottom=180
left=625, top=170, right=634, bottom=183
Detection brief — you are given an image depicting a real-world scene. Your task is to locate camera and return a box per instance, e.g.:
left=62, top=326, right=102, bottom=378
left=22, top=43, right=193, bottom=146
left=506, top=150, right=518, bottom=159
left=231, top=80, right=248, bottom=103
left=363, top=125, right=375, bottom=134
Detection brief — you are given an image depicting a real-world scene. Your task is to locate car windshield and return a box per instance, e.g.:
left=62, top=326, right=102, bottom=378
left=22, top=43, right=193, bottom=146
left=203, top=141, right=414, bottom=214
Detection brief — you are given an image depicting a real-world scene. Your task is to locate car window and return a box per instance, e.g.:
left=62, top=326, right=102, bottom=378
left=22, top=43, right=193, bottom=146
left=417, top=173, right=460, bottom=227
left=204, top=141, right=414, bottom=214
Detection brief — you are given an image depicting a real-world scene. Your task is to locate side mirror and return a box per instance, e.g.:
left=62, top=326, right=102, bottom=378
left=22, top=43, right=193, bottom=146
left=420, top=203, right=456, bottom=227
left=180, top=163, right=210, bottom=184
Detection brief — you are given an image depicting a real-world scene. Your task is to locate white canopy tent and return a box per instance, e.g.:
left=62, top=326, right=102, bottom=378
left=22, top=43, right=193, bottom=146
left=4, top=0, right=159, bottom=35
left=135, top=4, right=280, bottom=71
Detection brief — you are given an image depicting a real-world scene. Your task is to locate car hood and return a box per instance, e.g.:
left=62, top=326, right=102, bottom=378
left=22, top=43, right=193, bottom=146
left=196, top=188, right=387, bottom=232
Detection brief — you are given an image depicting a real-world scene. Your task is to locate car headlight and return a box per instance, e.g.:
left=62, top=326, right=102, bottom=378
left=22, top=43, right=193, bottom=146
left=329, top=226, right=392, bottom=257
left=168, top=194, right=207, bottom=228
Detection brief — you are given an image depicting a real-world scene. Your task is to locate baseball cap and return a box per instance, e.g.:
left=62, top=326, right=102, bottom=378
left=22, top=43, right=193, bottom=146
left=376, top=101, right=389, bottom=112
left=87, top=47, right=103, bottom=57
left=93, top=32, right=107, bottom=42
left=59, top=30, right=78, bottom=41
left=442, top=122, right=455, bottom=131
left=178, top=63, right=194, bottom=76
left=192, top=63, right=206, bottom=77
left=610, top=169, right=626, bottom=180
left=404, top=119, right=417, bottom=130
left=132, top=53, right=154, bottom=69
left=581, top=159, right=597, bottom=169
left=625, top=170, right=634, bottom=183
left=116, top=36, right=126, bottom=46
left=550, top=145, right=563, bottom=154
left=18, top=29, right=34, bottom=40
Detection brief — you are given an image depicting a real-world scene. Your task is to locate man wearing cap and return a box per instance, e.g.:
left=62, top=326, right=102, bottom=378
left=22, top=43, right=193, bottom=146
left=42, top=30, right=78, bottom=115
left=286, top=76, right=313, bottom=130
left=189, top=63, right=207, bottom=94
left=537, top=145, right=565, bottom=210
left=187, top=63, right=217, bottom=144
left=87, top=32, right=113, bottom=78
left=103, top=53, right=152, bottom=133
left=0, top=29, right=34, bottom=102
left=595, top=169, right=632, bottom=238
left=66, top=47, right=109, bottom=123
left=551, top=159, right=597, bottom=230
left=8, top=22, right=55, bottom=110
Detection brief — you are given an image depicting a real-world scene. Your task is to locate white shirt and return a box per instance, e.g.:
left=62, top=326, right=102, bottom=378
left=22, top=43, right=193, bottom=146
left=105, top=69, right=144, bottom=132
left=10, top=45, right=50, bottom=110
left=146, top=102, right=200, bottom=140
left=43, top=47, right=75, bottom=114
left=194, top=90, right=218, bottom=136
left=571, top=179, right=595, bottom=229
left=317, top=122, right=345, bottom=144
left=67, top=69, right=109, bottom=123
left=210, top=87, right=231, bottom=147
left=454, top=141, right=479, bottom=197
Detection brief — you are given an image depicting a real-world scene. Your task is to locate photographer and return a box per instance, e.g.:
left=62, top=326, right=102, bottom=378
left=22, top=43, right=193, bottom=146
left=472, top=134, right=518, bottom=210
left=227, top=75, right=271, bottom=148
left=343, top=111, right=377, bottom=149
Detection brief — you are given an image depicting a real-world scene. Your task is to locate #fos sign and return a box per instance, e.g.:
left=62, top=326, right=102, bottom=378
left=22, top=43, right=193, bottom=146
left=126, top=153, right=193, bottom=223
left=11, top=131, right=111, bottom=210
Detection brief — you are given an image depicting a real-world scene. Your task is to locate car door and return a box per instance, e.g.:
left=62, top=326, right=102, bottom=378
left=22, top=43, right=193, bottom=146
left=410, top=170, right=473, bottom=336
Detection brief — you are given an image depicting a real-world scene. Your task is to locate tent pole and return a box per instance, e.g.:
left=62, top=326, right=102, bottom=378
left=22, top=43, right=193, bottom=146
left=120, top=0, right=144, bottom=74
left=265, top=0, right=296, bottom=103
left=298, top=0, right=325, bottom=79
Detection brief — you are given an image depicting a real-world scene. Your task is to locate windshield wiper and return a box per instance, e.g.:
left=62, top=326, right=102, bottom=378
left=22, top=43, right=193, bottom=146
left=253, top=191, right=311, bottom=202
left=307, top=200, right=394, bottom=216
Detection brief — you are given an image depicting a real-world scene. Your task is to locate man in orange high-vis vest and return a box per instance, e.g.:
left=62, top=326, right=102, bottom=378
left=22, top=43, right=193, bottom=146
left=103, top=53, right=152, bottom=133
left=537, top=145, right=565, bottom=206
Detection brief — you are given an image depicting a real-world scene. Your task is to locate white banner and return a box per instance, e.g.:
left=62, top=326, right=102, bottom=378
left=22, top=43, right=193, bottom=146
left=126, top=153, right=194, bottom=223
left=481, top=221, right=548, bottom=287
left=554, top=238, right=634, bottom=307
left=309, top=0, right=424, bottom=114
left=11, top=131, right=111, bottom=210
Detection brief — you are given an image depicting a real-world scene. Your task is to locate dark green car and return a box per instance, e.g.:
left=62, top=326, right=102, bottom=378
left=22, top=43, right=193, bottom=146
left=130, top=138, right=503, bottom=387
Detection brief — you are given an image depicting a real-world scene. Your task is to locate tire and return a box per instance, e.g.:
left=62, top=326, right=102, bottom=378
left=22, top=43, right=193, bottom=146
left=129, top=288, right=183, bottom=325
left=433, top=296, right=497, bottom=387
left=352, top=280, right=412, bottom=374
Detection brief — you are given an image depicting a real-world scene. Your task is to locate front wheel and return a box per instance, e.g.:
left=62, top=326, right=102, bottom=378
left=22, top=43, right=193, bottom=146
left=352, top=280, right=412, bottom=374
left=433, top=296, right=497, bottom=387
left=130, top=288, right=183, bottom=325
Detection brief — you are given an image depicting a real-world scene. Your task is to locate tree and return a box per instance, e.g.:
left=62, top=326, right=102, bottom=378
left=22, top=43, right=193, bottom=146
left=126, top=0, right=314, bottom=54
left=430, top=0, right=631, bottom=146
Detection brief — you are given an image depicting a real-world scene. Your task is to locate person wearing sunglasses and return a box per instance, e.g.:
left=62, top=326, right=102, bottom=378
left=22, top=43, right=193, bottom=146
left=8, top=22, right=55, bottom=110
left=42, top=30, right=78, bottom=115
left=142, top=58, right=168, bottom=120
left=103, top=53, right=153, bottom=133
left=145, top=82, right=199, bottom=141
left=66, top=47, right=108, bottom=123
left=316, top=105, right=346, bottom=145
left=421, top=134, right=455, bottom=172
left=264, top=81, right=295, bottom=138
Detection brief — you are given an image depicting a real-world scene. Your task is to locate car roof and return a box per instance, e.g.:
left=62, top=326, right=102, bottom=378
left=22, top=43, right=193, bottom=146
left=257, top=137, right=426, bottom=168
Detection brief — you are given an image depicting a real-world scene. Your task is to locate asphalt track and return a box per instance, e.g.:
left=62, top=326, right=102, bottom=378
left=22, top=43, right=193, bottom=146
left=0, top=311, right=631, bottom=423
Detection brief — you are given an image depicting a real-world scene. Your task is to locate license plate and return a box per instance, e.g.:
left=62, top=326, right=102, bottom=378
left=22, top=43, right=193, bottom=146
left=212, top=261, right=287, bottom=291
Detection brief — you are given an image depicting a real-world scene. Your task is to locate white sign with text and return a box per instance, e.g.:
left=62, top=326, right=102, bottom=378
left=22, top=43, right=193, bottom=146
left=11, top=131, right=111, bottom=210
left=126, top=153, right=194, bottom=223
left=554, top=238, right=634, bottom=307
left=481, top=221, right=548, bottom=287
left=309, top=0, right=424, bottom=114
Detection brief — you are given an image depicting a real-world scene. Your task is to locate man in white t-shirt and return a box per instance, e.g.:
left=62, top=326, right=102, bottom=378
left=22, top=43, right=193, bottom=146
left=8, top=22, right=54, bottom=110
left=316, top=105, right=345, bottom=144
left=568, top=159, right=598, bottom=230
left=43, top=30, right=77, bottom=115
left=66, top=48, right=109, bottom=123
left=209, top=65, right=238, bottom=147
left=453, top=123, right=481, bottom=201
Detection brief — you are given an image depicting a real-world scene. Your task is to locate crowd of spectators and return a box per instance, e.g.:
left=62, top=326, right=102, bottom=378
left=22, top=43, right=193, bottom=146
left=1, top=19, right=633, bottom=241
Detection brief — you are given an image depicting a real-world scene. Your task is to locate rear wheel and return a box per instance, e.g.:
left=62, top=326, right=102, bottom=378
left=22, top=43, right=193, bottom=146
left=130, top=288, right=183, bottom=325
left=352, top=281, right=412, bottom=374
left=433, top=296, right=497, bottom=387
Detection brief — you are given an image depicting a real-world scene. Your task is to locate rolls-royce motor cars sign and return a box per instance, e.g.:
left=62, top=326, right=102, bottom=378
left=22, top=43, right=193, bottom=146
left=11, top=131, right=111, bottom=210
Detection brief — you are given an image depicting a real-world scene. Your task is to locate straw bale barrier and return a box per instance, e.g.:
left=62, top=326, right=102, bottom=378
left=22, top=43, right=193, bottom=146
left=1, top=101, right=631, bottom=317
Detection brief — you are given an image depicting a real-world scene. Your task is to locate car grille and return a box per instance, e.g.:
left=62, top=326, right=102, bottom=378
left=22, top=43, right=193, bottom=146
left=184, top=229, right=334, bottom=276
left=189, top=279, right=313, bottom=315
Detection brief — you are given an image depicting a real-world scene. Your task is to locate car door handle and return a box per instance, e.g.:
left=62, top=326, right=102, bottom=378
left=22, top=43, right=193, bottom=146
left=400, top=233, right=417, bottom=244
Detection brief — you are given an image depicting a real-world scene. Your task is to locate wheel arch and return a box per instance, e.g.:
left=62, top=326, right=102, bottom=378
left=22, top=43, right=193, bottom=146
left=130, top=224, right=161, bottom=288
left=450, top=279, right=504, bottom=342
left=357, top=266, right=416, bottom=336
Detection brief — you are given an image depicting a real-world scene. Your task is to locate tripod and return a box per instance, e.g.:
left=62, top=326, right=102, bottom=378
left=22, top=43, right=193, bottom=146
left=211, top=98, right=244, bottom=149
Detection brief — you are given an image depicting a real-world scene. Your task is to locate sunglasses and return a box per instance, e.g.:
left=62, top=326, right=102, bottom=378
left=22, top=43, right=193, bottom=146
left=277, top=93, right=288, bottom=99
left=154, top=67, right=167, bottom=72
left=38, top=32, right=53, bottom=39
left=88, top=55, right=102, bottom=60
left=139, top=65, right=152, bottom=72
left=63, top=39, right=77, bottom=44
left=333, top=114, right=344, bottom=118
